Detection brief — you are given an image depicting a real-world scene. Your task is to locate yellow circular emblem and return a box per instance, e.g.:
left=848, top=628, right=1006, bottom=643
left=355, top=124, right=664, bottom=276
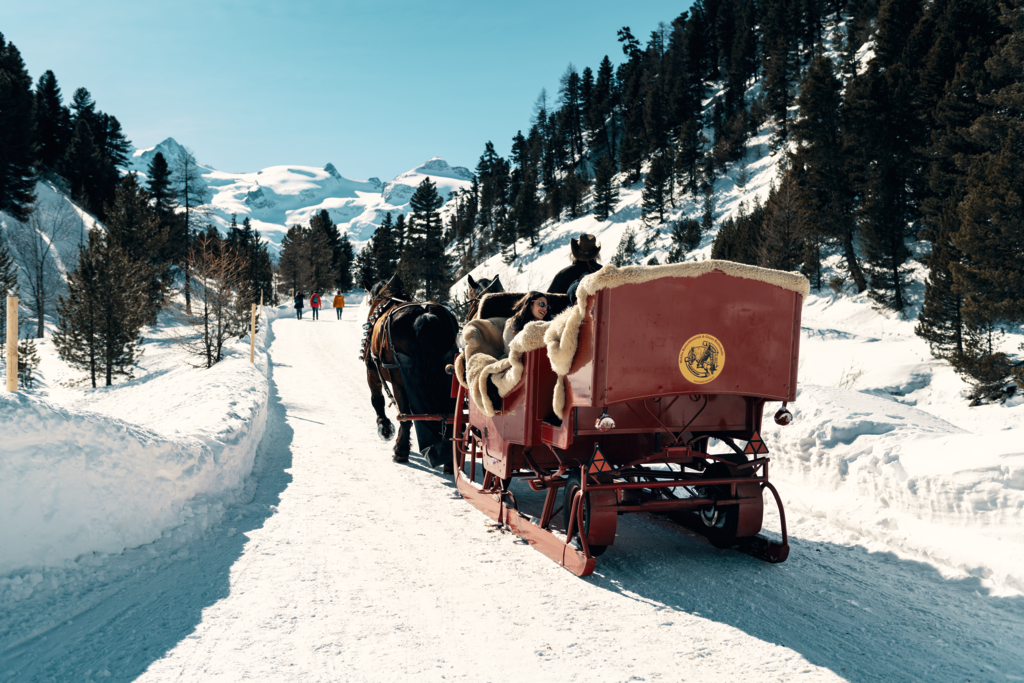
left=678, top=334, right=726, bottom=385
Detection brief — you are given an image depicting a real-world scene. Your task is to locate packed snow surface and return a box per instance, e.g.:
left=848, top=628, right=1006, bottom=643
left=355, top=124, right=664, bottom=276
left=3, top=306, right=1021, bottom=682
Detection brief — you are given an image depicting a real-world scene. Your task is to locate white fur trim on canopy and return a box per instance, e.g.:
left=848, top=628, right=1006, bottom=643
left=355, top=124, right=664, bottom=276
left=458, top=261, right=809, bottom=418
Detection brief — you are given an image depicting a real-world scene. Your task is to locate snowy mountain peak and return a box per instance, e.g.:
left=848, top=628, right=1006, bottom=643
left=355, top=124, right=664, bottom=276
left=129, top=137, right=186, bottom=170
left=121, top=139, right=472, bottom=251
left=410, top=157, right=473, bottom=182
left=126, top=137, right=215, bottom=178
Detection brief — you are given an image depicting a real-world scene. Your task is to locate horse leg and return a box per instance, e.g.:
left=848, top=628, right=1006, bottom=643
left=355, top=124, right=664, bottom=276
left=365, top=361, right=395, bottom=441
left=391, top=382, right=412, bottom=463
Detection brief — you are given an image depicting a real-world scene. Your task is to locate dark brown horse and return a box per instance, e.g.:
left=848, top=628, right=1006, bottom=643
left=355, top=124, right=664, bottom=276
left=465, top=274, right=503, bottom=321
left=362, top=274, right=459, bottom=466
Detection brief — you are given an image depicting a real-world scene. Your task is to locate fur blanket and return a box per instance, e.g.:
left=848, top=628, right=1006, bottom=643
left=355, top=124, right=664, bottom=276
left=457, top=260, right=809, bottom=419
left=454, top=316, right=551, bottom=417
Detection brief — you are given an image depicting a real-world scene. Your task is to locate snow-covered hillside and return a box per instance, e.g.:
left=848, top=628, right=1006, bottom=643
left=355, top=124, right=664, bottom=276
left=127, top=138, right=473, bottom=252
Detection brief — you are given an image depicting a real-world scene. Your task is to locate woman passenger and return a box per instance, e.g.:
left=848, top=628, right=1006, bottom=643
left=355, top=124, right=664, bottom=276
left=503, top=291, right=550, bottom=352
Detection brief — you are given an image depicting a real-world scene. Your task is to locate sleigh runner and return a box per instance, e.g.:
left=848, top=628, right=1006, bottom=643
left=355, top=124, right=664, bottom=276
left=450, top=261, right=808, bottom=576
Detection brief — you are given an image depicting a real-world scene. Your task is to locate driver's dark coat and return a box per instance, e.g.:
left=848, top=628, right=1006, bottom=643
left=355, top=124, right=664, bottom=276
left=547, top=260, right=600, bottom=294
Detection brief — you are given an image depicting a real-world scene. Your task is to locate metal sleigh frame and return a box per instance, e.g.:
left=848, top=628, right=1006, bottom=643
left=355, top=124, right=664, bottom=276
left=399, top=271, right=801, bottom=576
left=447, top=387, right=790, bottom=577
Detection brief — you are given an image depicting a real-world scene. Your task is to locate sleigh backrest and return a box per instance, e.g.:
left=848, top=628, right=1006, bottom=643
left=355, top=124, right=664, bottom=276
left=564, top=269, right=803, bottom=408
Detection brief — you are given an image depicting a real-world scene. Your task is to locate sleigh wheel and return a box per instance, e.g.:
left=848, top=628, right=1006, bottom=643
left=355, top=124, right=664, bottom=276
left=563, top=472, right=617, bottom=557
left=697, top=462, right=763, bottom=548
left=698, top=462, right=740, bottom=548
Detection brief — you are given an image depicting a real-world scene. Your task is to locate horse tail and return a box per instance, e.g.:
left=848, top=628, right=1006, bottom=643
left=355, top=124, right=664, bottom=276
left=412, top=306, right=457, bottom=409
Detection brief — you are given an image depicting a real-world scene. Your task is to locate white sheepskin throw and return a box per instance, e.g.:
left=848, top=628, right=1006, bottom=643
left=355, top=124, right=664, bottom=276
left=456, top=316, right=551, bottom=417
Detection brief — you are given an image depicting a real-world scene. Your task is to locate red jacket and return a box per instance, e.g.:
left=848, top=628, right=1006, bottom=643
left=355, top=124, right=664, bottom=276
left=310, top=293, right=321, bottom=308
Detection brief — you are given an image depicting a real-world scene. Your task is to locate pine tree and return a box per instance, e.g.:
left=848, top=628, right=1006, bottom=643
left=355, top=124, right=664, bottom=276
left=448, top=189, right=478, bottom=277
left=146, top=152, right=175, bottom=215
left=593, top=156, right=618, bottom=221
left=845, top=63, right=918, bottom=312
left=54, top=231, right=148, bottom=387
left=514, top=170, right=542, bottom=246
left=674, top=120, right=705, bottom=197
left=612, top=226, right=640, bottom=266
left=711, top=200, right=765, bottom=265
left=69, top=87, right=97, bottom=128
left=356, top=244, right=376, bottom=289
left=759, top=175, right=806, bottom=271
left=278, top=224, right=309, bottom=296
left=618, top=113, right=646, bottom=185
left=62, top=118, right=105, bottom=214
left=760, top=0, right=799, bottom=150
left=667, top=219, right=703, bottom=263
left=915, top=44, right=997, bottom=370
left=224, top=216, right=274, bottom=306
left=557, top=64, right=584, bottom=165
left=407, top=177, right=450, bottom=302
left=916, top=200, right=966, bottom=365
left=33, top=70, right=69, bottom=172
left=0, top=33, right=37, bottom=219
left=336, top=231, right=355, bottom=292
left=98, top=114, right=131, bottom=168
left=475, top=141, right=502, bottom=241
left=308, top=210, right=339, bottom=293
left=873, top=0, right=926, bottom=68
left=372, top=212, right=401, bottom=282
left=563, top=171, right=587, bottom=219
left=586, top=56, right=616, bottom=160
left=949, top=0, right=1024, bottom=344
left=790, top=54, right=865, bottom=292
left=105, top=174, right=169, bottom=323
left=642, top=153, right=672, bottom=225
left=701, top=185, right=716, bottom=235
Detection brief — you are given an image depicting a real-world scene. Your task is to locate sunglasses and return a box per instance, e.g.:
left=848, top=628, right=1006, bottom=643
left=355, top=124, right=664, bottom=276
left=536, top=301, right=548, bottom=308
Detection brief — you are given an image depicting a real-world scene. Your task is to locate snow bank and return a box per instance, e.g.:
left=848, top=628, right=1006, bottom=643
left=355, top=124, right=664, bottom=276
left=763, top=385, right=1024, bottom=595
left=0, top=306, right=280, bottom=576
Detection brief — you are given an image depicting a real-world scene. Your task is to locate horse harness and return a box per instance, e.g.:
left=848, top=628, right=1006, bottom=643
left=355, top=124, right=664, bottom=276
left=362, top=296, right=459, bottom=408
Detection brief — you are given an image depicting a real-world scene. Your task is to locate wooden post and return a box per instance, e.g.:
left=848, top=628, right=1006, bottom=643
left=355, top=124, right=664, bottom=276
left=249, top=303, right=256, bottom=363
left=6, top=296, right=18, bottom=392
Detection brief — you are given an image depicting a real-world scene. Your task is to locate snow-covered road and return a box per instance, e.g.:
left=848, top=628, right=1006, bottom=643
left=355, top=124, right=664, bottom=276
left=3, top=309, right=1022, bottom=682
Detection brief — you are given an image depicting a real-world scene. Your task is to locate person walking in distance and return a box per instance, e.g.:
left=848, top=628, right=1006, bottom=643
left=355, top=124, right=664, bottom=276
left=333, top=290, right=345, bottom=320
left=293, top=291, right=304, bottom=319
left=310, top=291, right=322, bottom=320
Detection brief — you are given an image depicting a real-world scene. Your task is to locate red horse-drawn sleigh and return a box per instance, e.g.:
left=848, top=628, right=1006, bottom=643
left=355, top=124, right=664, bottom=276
left=445, top=261, right=808, bottom=576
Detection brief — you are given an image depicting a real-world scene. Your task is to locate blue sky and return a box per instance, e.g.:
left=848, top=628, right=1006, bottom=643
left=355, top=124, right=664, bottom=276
left=2, top=1, right=692, bottom=180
